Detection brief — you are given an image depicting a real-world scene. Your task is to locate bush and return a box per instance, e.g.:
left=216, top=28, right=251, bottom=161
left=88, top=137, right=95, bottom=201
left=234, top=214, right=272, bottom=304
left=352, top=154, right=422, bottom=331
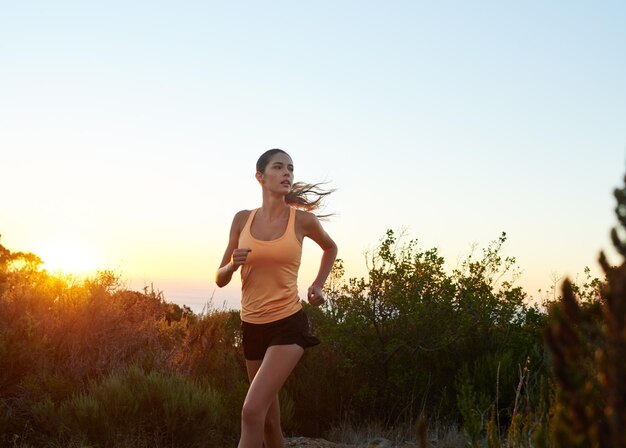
left=33, top=366, right=228, bottom=447
left=0, top=245, right=240, bottom=446
left=294, top=229, right=552, bottom=444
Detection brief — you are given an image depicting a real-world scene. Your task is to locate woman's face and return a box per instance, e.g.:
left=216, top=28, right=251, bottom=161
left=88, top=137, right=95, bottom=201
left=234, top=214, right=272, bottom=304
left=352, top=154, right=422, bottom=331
left=258, top=152, right=294, bottom=193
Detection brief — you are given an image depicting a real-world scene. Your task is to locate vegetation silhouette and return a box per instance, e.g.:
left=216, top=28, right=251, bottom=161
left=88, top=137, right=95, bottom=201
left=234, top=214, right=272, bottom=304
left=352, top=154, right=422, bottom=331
left=544, top=171, right=626, bottom=448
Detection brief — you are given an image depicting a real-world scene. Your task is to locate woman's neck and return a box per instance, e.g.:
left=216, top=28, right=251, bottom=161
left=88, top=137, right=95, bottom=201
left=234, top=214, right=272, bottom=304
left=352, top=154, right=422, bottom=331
left=259, top=194, right=289, bottom=221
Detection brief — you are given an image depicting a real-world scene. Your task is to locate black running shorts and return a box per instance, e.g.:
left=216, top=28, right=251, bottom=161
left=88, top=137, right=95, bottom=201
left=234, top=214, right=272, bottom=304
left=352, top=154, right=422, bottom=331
left=241, top=309, right=320, bottom=361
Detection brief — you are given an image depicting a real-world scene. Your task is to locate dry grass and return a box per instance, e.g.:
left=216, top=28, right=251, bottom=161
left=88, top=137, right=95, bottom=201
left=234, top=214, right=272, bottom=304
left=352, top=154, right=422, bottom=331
left=325, top=420, right=466, bottom=448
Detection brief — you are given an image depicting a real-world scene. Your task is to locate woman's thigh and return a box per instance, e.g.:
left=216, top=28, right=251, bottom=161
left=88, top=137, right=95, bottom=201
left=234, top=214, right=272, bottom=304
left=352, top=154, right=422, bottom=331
left=243, top=344, right=304, bottom=412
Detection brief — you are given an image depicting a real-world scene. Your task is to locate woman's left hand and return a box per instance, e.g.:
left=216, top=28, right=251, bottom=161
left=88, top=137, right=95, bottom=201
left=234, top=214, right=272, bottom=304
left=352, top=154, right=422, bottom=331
left=307, top=285, right=325, bottom=307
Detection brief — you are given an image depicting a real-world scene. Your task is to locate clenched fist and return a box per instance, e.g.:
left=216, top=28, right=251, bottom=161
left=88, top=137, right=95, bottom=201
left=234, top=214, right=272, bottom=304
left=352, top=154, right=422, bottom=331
left=230, top=248, right=252, bottom=271
left=307, top=284, right=325, bottom=307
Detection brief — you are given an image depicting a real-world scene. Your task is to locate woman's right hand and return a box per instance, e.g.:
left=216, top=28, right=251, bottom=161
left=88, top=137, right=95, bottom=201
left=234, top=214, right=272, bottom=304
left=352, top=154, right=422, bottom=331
left=230, top=248, right=252, bottom=271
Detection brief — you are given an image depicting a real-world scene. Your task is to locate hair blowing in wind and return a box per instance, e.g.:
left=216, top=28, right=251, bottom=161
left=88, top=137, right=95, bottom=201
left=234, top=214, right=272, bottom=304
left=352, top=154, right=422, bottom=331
left=257, top=148, right=335, bottom=216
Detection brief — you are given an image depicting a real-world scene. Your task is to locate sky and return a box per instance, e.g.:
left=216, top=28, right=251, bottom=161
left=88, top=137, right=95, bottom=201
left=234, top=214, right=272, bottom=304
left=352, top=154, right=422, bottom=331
left=1, top=1, right=625, bottom=313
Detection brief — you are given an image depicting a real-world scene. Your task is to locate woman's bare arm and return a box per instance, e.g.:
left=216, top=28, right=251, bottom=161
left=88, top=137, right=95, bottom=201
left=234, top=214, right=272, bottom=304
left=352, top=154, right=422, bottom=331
left=216, top=211, right=251, bottom=288
left=298, top=211, right=338, bottom=305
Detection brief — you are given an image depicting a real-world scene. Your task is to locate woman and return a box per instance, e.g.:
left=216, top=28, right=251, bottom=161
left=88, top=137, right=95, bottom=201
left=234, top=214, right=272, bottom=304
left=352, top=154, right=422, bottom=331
left=216, top=148, right=338, bottom=448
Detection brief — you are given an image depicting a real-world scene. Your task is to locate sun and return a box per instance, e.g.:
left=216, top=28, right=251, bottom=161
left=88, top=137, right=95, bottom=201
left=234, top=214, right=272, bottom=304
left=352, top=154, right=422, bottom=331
left=38, top=239, right=99, bottom=275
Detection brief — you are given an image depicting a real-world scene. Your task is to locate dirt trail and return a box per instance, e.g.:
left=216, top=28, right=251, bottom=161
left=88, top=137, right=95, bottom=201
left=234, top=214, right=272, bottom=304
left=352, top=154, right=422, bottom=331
left=286, top=437, right=416, bottom=447
left=286, top=437, right=354, bottom=447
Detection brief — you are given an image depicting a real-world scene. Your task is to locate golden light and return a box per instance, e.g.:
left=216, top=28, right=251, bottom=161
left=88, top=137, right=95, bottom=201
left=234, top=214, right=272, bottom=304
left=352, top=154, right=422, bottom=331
left=38, top=239, right=99, bottom=275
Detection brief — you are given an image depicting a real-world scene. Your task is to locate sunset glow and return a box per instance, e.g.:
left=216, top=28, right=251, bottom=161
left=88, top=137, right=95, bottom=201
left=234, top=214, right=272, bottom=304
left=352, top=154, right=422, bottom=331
left=38, top=240, right=99, bottom=275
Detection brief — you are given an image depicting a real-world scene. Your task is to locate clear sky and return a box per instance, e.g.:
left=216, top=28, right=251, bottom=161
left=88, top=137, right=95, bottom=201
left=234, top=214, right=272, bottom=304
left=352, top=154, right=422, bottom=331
left=2, top=1, right=625, bottom=313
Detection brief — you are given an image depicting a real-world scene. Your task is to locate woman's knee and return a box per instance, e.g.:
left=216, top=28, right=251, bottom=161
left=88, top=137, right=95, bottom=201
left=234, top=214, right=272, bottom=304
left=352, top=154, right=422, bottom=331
left=241, top=400, right=265, bottom=428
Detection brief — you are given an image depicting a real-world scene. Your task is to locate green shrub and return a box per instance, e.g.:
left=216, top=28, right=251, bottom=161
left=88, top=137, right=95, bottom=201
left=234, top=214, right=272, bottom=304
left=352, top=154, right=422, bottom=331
left=456, top=365, right=490, bottom=447
left=56, top=365, right=228, bottom=447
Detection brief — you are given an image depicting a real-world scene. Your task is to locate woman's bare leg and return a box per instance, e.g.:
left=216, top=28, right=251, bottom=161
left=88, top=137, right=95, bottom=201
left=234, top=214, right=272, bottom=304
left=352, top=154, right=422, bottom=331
left=238, top=344, right=304, bottom=448
left=262, top=394, right=284, bottom=448
left=243, top=361, right=283, bottom=447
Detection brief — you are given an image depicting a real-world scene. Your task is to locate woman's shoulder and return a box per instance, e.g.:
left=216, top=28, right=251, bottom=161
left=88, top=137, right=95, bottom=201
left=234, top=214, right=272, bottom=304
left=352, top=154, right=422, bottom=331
left=294, top=208, right=319, bottom=228
left=234, top=209, right=254, bottom=219
left=231, top=209, right=254, bottom=229
left=294, top=208, right=316, bottom=219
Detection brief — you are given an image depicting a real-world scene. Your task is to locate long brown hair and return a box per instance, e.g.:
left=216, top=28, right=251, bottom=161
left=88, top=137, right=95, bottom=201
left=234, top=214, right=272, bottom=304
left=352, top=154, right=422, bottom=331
left=256, top=148, right=335, bottom=216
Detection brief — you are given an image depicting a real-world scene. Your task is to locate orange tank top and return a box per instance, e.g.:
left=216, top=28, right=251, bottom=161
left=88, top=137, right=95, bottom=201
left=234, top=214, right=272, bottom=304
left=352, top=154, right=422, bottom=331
left=238, top=207, right=303, bottom=323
